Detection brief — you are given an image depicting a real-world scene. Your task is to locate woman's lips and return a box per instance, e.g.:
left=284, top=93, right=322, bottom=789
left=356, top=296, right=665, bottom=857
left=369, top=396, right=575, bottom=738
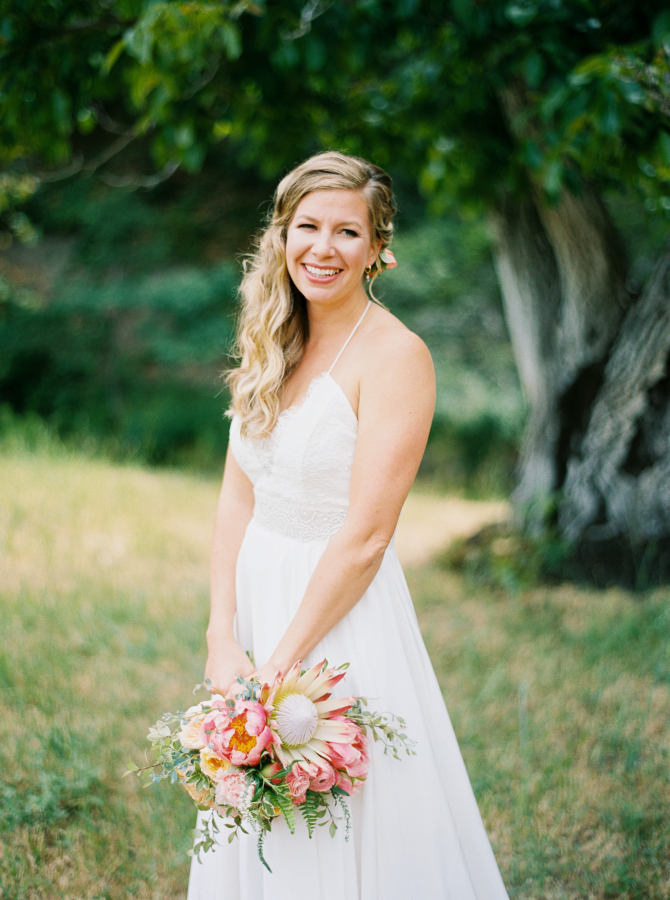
left=302, top=263, right=342, bottom=283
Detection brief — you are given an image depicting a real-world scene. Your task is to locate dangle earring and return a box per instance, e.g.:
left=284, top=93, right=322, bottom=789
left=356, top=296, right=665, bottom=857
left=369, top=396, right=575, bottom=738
left=364, top=265, right=372, bottom=283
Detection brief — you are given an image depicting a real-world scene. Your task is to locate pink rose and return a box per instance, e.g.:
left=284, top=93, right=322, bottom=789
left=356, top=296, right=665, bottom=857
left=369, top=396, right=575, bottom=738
left=201, top=698, right=274, bottom=767
left=215, top=766, right=252, bottom=810
left=286, top=763, right=311, bottom=805
left=178, top=703, right=209, bottom=750
left=308, top=761, right=339, bottom=793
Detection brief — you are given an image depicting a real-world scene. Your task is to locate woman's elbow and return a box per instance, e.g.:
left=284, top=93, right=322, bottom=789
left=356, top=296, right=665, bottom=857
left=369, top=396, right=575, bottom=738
left=349, top=527, right=393, bottom=570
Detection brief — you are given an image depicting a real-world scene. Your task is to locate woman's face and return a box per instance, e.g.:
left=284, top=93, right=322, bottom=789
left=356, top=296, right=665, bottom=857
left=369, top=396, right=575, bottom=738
left=285, top=189, right=380, bottom=308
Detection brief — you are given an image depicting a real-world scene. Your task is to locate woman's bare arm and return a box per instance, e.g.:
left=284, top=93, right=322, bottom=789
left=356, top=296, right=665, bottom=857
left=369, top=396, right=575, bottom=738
left=205, top=443, right=257, bottom=694
left=254, top=329, right=435, bottom=683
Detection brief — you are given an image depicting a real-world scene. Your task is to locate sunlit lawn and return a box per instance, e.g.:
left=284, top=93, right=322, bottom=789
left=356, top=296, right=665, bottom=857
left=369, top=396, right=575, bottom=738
left=1, top=442, right=669, bottom=899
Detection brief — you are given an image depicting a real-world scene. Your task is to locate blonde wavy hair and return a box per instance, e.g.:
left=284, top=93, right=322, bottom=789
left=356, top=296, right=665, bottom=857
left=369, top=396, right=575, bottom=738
left=227, top=151, right=397, bottom=439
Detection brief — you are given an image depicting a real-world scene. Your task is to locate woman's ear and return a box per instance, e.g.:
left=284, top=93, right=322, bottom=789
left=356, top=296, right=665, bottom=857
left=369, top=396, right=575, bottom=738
left=367, top=239, right=383, bottom=268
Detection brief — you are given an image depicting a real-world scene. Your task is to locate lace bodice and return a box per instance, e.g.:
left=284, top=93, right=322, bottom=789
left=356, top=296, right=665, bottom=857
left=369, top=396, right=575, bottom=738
left=229, top=373, right=357, bottom=541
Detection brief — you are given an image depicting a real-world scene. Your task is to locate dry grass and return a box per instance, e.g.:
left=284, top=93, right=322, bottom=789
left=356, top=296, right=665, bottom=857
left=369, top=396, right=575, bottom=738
left=395, top=489, right=509, bottom=566
left=412, top=570, right=670, bottom=899
left=1, top=442, right=669, bottom=899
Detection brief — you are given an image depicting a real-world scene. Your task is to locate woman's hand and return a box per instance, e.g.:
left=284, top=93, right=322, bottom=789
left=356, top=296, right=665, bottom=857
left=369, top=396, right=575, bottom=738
left=252, top=657, right=289, bottom=690
left=204, top=636, right=256, bottom=698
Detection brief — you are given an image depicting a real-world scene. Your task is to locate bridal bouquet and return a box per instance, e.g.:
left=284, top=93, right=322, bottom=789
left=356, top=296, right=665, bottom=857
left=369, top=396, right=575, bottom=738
left=127, top=659, right=414, bottom=870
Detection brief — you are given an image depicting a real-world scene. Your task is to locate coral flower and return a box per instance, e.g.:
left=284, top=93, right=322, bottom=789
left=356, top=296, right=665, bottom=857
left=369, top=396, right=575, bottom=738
left=201, top=698, right=274, bottom=767
left=266, top=660, right=357, bottom=771
left=325, top=717, right=370, bottom=780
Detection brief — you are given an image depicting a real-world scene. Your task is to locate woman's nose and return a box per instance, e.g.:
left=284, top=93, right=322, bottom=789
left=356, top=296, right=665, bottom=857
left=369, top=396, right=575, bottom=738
left=311, top=229, right=335, bottom=258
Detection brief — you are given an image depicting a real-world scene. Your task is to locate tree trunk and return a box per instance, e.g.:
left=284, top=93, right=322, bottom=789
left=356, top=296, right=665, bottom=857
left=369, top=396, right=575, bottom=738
left=489, top=186, right=670, bottom=551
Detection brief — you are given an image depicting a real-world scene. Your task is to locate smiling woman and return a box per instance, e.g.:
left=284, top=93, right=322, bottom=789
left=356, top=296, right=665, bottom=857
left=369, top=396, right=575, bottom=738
left=226, top=153, right=396, bottom=441
left=187, top=152, right=510, bottom=900
left=286, top=190, right=379, bottom=303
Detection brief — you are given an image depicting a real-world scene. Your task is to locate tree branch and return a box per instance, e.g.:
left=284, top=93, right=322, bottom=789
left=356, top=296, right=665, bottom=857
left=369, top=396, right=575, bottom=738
left=35, top=154, right=84, bottom=182
left=32, top=16, right=132, bottom=47
left=84, top=131, right=138, bottom=173
left=97, top=159, right=179, bottom=189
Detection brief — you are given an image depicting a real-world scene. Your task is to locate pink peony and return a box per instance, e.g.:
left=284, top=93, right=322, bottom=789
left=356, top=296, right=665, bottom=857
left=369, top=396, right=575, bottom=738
left=286, top=763, right=311, bottom=805
left=215, top=766, right=252, bottom=810
left=201, top=698, right=274, bottom=767
left=325, top=718, right=370, bottom=780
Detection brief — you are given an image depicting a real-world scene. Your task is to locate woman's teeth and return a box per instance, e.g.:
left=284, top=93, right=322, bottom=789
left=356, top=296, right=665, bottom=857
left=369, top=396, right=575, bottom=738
left=305, top=265, right=340, bottom=277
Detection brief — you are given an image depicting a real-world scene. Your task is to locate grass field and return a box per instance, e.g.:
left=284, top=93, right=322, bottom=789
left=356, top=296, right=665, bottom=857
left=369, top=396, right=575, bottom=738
left=1, top=441, right=669, bottom=899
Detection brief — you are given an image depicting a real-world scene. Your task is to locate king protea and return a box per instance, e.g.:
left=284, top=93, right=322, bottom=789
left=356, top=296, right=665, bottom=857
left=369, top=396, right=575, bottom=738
left=265, top=660, right=360, bottom=772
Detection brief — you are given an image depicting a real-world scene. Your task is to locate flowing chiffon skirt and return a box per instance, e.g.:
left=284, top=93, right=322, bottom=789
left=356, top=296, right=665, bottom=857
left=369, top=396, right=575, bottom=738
left=186, top=519, right=509, bottom=900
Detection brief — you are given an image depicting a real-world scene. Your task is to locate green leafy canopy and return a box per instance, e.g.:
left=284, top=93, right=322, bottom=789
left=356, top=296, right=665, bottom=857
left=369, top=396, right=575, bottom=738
left=1, top=1, right=669, bottom=229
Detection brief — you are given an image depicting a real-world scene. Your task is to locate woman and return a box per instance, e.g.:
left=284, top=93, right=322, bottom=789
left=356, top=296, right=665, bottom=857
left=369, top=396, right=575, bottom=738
left=187, top=152, right=509, bottom=900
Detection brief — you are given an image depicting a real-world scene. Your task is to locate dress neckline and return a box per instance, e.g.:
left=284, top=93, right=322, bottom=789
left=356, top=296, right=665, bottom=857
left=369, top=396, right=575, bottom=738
left=275, top=371, right=357, bottom=427
left=277, top=300, right=371, bottom=419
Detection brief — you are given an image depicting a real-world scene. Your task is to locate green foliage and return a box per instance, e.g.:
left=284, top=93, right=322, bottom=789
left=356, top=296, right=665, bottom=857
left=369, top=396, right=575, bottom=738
left=443, top=520, right=573, bottom=592
left=3, top=0, right=669, bottom=485
left=378, top=212, right=497, bottom=311
left=0, top=257, right=237, bottom=468
left=1, top=166, right=526, bottom=482
left=443, top=514, right=670, bottom=591
left=3, top=0, right=670, bottom=215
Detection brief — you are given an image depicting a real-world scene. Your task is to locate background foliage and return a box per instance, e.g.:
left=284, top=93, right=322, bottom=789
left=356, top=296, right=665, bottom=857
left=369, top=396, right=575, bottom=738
left=1, top=0, right=669, bottom=489
left=0, top=156, right=523, bottom=487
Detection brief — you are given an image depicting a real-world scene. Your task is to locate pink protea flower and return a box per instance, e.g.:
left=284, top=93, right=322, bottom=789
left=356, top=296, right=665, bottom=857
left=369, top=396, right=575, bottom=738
left=215, top=766, right=253, bottom=810
left=285, top=762, right=311, bottom=805
left=201, top=698, right=274, bottom=767
left=266, top=660, right=356, bottom=771
left=325, top=717, right=370, bottom=780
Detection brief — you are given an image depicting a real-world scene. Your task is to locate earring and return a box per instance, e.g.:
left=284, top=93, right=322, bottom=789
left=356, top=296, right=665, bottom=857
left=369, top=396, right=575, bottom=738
left=364, top=265, right=372, bottom=283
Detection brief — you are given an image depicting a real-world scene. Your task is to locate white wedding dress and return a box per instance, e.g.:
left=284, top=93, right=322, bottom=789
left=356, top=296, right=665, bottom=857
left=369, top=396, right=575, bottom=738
left=187, top=306, right=509, bottom=900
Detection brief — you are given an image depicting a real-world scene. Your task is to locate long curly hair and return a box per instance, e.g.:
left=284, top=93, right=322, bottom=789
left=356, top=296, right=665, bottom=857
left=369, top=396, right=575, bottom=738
left=227, top=151, right=396, bottom=439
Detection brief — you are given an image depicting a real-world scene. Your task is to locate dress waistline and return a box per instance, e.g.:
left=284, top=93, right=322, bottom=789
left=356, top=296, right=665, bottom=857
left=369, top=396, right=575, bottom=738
left=253, top=493, right=347, bottom=542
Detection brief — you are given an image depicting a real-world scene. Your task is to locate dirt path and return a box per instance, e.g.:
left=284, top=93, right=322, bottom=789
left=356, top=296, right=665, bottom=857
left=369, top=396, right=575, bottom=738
left=393, top=489, right=509, bottom=567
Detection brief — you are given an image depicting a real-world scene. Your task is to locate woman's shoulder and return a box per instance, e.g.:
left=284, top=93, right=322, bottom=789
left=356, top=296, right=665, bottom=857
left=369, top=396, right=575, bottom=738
left=364, top=305, right=434, bottom=383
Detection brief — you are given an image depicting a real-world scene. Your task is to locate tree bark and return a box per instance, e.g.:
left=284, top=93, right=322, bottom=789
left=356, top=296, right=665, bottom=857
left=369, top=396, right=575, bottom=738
left=489, top=196, right=563, bottom=509
left=489, top=184, right=670, bottom=549
left=560, top=252, right=670, bottom=542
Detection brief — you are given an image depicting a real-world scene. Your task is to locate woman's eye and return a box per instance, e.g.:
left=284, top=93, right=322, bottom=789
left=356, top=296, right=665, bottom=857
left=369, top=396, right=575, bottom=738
left=297, top=223, right=316, bottom=230
left=342, top=229, right=358, bottom=238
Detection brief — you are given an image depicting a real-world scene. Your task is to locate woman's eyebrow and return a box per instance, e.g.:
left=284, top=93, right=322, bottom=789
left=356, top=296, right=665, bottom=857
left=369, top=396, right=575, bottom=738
left=295, top=214, right=364, bottom=229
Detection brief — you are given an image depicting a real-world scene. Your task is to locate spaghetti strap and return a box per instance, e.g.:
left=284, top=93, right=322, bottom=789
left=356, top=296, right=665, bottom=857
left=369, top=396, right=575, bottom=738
left=327, top=301, right=371, bottom=374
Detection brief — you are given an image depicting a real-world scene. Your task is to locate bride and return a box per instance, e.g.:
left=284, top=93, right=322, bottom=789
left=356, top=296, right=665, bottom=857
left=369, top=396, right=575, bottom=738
left=187, top=151, right=509, bottom=899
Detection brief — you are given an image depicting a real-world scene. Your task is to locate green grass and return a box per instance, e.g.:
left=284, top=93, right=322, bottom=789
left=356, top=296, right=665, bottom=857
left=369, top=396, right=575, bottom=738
left=1, top=444, right=669, bottom=898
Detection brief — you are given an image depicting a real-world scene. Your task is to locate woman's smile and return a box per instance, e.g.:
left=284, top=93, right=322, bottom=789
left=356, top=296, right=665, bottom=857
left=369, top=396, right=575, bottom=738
left=302, top=263, right=343, bottom=282
left=286, top=189, right=379, bottom=305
